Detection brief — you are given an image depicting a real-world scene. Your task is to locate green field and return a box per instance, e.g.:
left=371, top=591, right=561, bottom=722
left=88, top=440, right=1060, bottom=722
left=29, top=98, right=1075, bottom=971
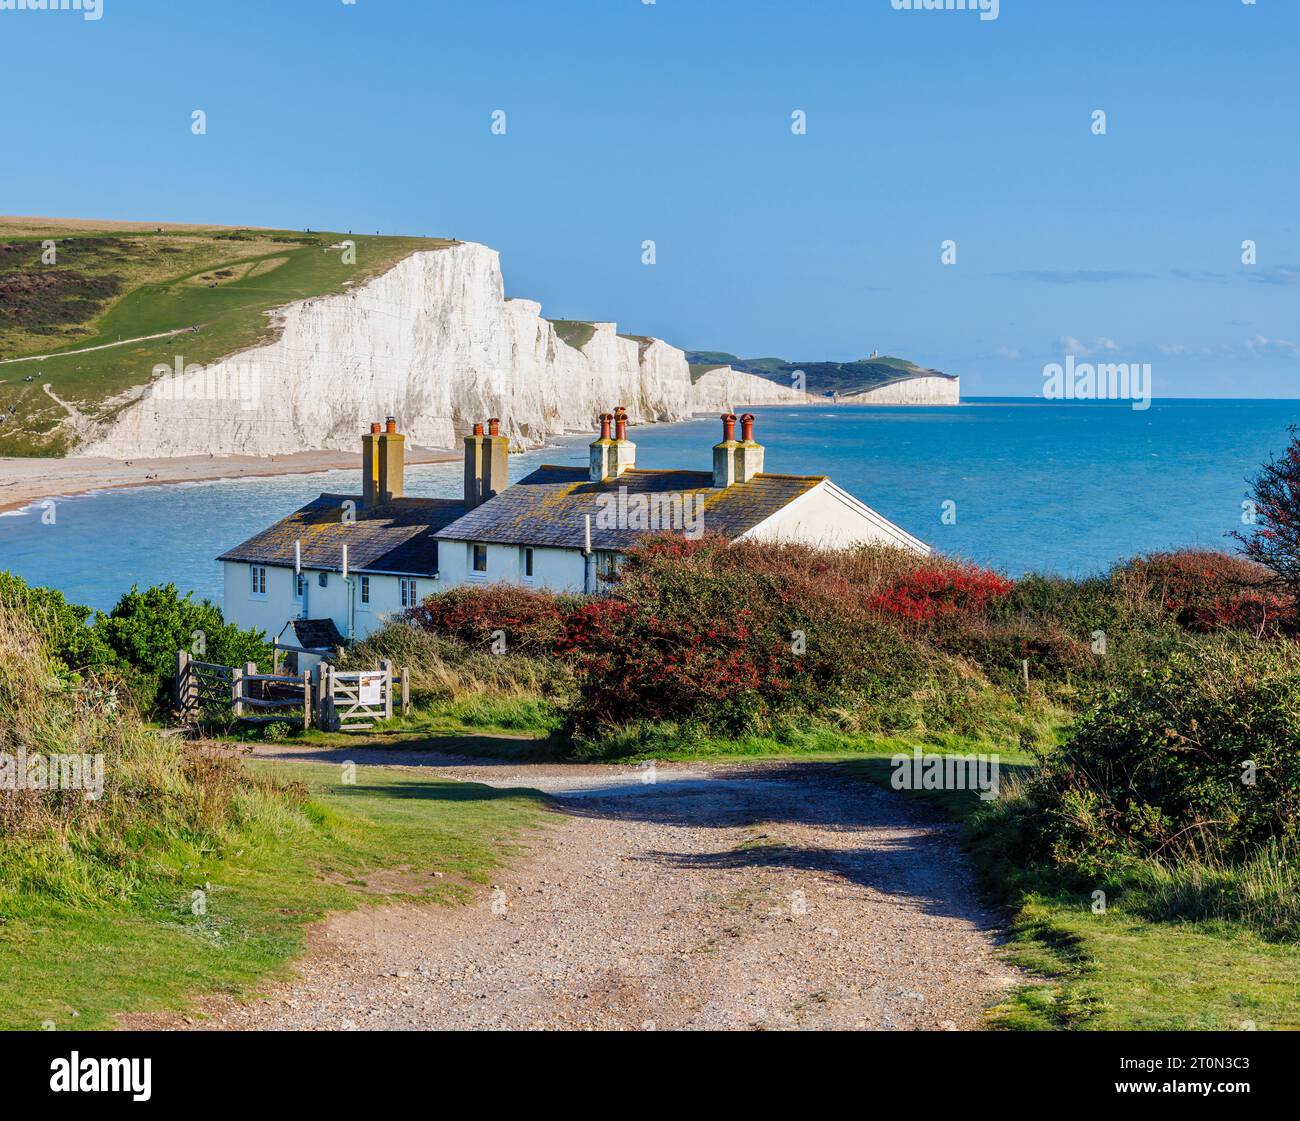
left=0, top=217, right=452, bottom=456
left=0, top=762, right=551, bottom=1030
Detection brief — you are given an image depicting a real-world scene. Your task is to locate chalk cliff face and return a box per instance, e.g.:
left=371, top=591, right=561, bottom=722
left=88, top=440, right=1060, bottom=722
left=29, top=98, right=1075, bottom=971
left=82, top=242, right=814, bottom=459
left=842, top=375, right=960, bottom=405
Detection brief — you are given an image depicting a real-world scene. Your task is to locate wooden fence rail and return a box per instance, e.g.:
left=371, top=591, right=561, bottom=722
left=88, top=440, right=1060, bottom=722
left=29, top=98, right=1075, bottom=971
left=174, top=651, right=408, bottom=732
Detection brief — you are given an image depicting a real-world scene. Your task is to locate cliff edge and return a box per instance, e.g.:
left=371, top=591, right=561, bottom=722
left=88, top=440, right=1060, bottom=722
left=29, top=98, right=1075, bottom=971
left=81, top=242, right=814, bottom=458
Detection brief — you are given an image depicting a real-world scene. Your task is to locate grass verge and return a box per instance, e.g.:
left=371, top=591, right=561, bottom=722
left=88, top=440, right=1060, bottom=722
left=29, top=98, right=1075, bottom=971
left=843, top=758, right=1300, bottom=1031
left=0, top=761, right=552, bottom=1030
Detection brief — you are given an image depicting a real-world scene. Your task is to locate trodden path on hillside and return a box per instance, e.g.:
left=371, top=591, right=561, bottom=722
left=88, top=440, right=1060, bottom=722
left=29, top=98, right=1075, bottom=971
left=148, top=753, right=1022, bottom=1031
left=0, top=325, right=198, bottom=364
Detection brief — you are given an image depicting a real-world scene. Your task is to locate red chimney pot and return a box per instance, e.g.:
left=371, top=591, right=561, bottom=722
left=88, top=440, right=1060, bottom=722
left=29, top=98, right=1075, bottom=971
left=472, top=422, right=484, bottom=436
left=370, top=421, right=382, bottom=434
left=615, top=411, right=628, bottom=441
left=599, top=412, right=612, bottom=440
left=385, top=417, right=396, bottom=434
left=740, top=413, right=755, bottom=442
left=488, top=417, right=500, bottom=436
left=721, top=412, right=737, bottom=442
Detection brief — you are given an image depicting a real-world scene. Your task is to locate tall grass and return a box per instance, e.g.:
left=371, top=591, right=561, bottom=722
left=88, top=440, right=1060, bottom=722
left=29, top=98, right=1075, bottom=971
left=340, top=624, right=574, bottom=708
left=0, top=604, right=305, bottom=909
left=1120, top=841, right=1300, bottom=941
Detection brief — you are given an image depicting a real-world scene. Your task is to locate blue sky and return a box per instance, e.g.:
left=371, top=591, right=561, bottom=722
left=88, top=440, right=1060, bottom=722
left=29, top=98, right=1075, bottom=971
left=4, top=0, right=1299, bottom=397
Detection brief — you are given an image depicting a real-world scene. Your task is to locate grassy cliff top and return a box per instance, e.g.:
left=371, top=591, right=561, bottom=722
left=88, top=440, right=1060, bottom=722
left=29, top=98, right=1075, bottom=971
left=0, top=217, right=454, bottom=456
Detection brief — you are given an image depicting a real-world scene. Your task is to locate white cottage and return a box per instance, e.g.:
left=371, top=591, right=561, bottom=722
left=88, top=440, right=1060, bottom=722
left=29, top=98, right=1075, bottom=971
left=218, top=410, right=929, bottom=648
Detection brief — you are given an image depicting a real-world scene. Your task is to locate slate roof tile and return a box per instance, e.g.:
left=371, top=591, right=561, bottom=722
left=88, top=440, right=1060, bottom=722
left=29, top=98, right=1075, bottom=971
left=218, top=494, right=464, bottom=575
left=433, top=465, right=824, bottom=551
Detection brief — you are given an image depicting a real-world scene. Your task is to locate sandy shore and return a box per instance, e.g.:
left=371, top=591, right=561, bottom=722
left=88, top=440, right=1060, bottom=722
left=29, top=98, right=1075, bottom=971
left=0, top=446, right=460, bottom=516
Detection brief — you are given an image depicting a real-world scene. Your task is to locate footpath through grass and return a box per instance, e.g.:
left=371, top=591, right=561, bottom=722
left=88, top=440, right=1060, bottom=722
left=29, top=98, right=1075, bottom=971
left=0, top=761, right=552, bottom=1031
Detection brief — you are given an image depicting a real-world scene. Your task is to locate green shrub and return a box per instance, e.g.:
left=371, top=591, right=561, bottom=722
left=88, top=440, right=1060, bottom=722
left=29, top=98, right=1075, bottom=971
left=0, top=575, right=269, bottom=715
left=0, top=571, right=114, bottom=672
left=1008, top=638, right=1300, bottom=875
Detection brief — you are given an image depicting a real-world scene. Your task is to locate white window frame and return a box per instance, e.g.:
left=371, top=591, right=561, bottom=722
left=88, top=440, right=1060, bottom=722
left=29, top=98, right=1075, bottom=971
left=294, top=571, right=307, bottom=601
left=522, top=546, right=535, bottom=582
left=400, top=576, right=418, bottom=608
left=470, top=543, right=488, bottom=578
left=360, top=575, right=371, bottom=607
left=250, top=565, right=268, bottom=598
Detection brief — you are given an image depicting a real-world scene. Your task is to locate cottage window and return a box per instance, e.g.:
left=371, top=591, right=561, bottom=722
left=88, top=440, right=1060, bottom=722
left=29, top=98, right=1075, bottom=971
left=472, top=544, right=488, bottom=574
left=400, top=577, right=418, bottom=607
left=595, top=551, right=620, bottom=584
left=250, top=565, right=267, bottom=597
left=523, top=547, right=535, bottom=579
left=360, top=576, right=371, bottom=605
left=294, top=571, right=306, bottom=600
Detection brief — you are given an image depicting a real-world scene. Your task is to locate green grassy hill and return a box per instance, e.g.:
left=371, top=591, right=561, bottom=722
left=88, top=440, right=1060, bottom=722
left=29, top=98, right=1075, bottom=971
left=0, top=217, right=453, bottom=456
left=685, top=350, right=955, bottom=397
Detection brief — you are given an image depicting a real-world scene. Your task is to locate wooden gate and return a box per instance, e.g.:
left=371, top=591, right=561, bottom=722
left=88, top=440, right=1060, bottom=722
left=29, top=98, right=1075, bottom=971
left=175, top=652, right=408, bottom=732
left=322, top=662, right=393, bottom=731
left=175, top=650, right=312, bottom=727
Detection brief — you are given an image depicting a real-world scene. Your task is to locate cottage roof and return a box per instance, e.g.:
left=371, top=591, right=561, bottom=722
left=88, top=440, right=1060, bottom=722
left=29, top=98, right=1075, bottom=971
left=279, top=618, right=346, bottom=652
left=433, top=465, right=825, bottom=550
left=218, top=494, right=464, bottom=575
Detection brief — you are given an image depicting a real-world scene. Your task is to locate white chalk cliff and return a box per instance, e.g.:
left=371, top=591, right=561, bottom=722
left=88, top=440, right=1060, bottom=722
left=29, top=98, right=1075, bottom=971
left=841, top=376, right=959, bottom=405
left=81, top=242, right=820, bottom=459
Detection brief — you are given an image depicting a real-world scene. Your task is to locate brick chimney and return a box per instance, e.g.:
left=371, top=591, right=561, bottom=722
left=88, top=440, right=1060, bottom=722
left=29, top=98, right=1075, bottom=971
left=610, top=405, right=636, bottom=477
left=483, top=417, right=509, bottom=500
left=463, top=418, right=510, bottom=510
left=589, top=412, right=615, bottom=482
left=361, top=421, right=382, bottom=508
left=377, top=416, right=404, bottom=503
left=712, top=412, right=739, bottom=488
left=736, top=412, right=765, bottom=482
left=463, top=422, right=485, bottom=510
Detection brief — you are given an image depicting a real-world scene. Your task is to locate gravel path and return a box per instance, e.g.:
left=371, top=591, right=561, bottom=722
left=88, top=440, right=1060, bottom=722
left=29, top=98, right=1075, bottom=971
left=161, top=751, right=1021, bottom=1031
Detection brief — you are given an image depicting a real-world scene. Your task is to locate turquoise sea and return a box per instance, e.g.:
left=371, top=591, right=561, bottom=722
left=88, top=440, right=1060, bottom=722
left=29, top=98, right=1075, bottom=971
left=2, top=398, right=1298, bottom=612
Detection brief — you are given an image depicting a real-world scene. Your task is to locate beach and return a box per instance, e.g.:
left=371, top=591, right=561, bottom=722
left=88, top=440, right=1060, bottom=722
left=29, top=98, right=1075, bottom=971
left=0, top=446, right=461, bottom=517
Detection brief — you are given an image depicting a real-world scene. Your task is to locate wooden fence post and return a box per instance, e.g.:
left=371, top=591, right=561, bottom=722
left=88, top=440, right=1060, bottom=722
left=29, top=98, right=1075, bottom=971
left=231, top=665, right=244, bottom=718
left=174, top=650, right=190, bottom=717
left=381, top=659, right=393, bottom=721
left=310, top=665, right=322, bottom=727
left=400, top=667, right=410, bottom=718
left=324, top=665, right=336, bottom=731
left=301, top=670, right=312, bottom=729
left=272, top=639, right=282, bottom=676
left=1022, top=658, right=1031, bottom=693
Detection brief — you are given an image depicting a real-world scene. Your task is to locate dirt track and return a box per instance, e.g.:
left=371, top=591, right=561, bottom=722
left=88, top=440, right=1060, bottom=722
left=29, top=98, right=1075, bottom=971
left=151, top=752, right=1021, bottom=1031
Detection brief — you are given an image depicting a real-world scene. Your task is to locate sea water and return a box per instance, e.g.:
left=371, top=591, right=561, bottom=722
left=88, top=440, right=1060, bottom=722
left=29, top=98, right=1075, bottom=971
left=2, top=399, right=1297, bottom=611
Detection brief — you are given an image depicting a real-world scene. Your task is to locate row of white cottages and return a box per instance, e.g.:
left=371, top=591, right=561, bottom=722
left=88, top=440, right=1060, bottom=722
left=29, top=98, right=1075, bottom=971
left=218, top=410, right=929, bottom=661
